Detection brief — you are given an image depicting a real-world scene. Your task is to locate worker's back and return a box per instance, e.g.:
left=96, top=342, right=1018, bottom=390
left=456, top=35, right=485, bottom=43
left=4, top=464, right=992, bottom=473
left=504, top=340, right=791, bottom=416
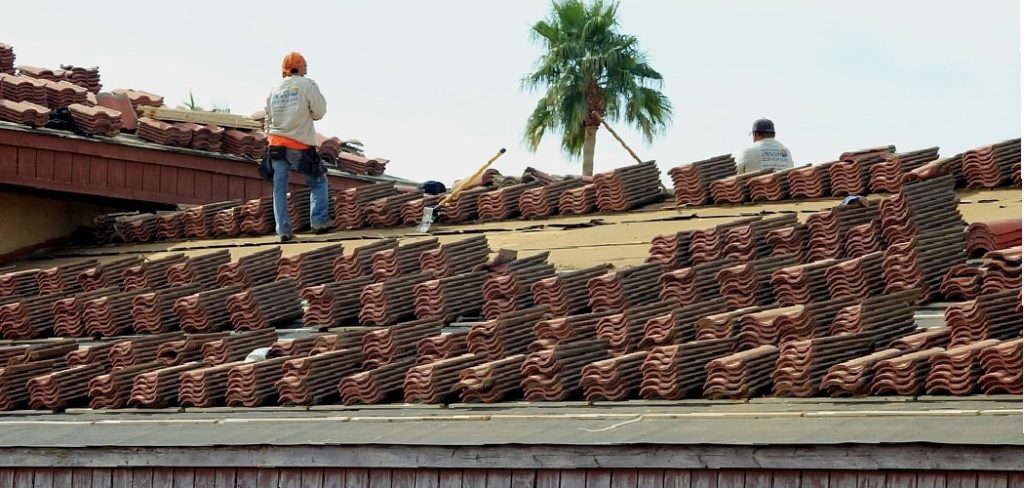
left=265, top=75, right=326, bottom=147
left=738, top=138, right=794, bottom=174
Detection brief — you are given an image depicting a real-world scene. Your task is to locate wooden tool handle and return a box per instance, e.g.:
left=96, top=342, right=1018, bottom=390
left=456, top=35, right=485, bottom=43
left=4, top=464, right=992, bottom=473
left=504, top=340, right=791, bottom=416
left=592, top=111, right=644, bottom=165
left=440, top=148, right=507, bottom=206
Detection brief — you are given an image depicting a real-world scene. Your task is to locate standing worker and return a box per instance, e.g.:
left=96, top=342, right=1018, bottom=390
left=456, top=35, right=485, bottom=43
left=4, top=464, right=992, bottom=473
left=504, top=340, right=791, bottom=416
left=737, top=118, right=794, bottom=174
left=265, top=51, right=331, bottom=242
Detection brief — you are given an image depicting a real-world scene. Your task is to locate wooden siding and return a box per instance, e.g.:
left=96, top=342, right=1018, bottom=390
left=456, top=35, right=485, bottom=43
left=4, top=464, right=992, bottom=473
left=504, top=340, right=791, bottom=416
left=0, top=129, right=367, bottom=206
left=0, top=468, right=1019, bottom=488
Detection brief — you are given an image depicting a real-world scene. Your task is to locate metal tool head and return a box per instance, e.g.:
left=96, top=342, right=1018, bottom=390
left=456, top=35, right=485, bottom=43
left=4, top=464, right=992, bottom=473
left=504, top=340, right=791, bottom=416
left=416, top=205, right=440, bottom=233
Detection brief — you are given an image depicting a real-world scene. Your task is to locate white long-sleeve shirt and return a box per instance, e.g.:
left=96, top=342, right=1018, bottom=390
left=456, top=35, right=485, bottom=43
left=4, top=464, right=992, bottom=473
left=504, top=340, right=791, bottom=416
left=265, top=75, right=327, bottom=146
left=737, top=138, right=794, bottom=174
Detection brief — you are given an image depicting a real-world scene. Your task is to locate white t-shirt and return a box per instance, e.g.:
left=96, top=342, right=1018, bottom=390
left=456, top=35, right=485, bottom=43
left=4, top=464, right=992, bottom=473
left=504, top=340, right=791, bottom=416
left=738, top=138, right=794, bottom=174
left=265, top=76, right=327, bottom=146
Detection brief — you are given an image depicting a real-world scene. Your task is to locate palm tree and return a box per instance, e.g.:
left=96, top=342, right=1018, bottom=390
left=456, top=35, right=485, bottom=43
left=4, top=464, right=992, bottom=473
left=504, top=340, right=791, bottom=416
left=523, top=0, right=672, bottom=176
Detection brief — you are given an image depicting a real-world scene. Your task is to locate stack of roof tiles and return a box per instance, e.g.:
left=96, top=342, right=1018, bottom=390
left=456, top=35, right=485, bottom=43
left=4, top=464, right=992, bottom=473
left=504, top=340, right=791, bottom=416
left=136, top=117, right=192, bottom=147
left=581, top=350, right=648, bottom=401
left=364, top=191, right=424, bottom=227
left=944, top=287, right=1022, bottom=347
left=28, top=362, right=109, bottom=411
left=336, top=153, right=388, bottom=176
left=167, top=251, right=231, bottom=290
left=332, top=182, right=398, bottom=229
left=317, top=135, right=342, bottom=162
left=482, top=253, right=555, bottom=319
left=709, top=169, right=772, bottom=204
left=478, top=182, right=543, bottom=220
left=640, top=337, right=736, bottom=399
left=592, top=161, right=663, bottom=211
left=339, top=357, right=415, bottom=405
left=78, top=256, right=143, bottom=292
left=82, top=288, right=154, bottom=337
left=39, top=79, right=88, bottom=108
left=302, top=274, right=374, bottom=329
left=400, top=194, right=442, bottom=225
left=770, top=259, right=834, bottom=306
left=419, top=236, right=490, bottom=278
left=363, top=318, right=441, bottom=367
left=787, top=162, right=835, bottom=199
left=721, top=214, right=798, bottom=261
left=669, top=154, right=737, bottom=206
left=531, top=265, right=608, bottom=317
left=276, top=347, right=364, bottom=405
left=456, top=354, right=525, bottom=403
left=183, top=201, right=239, bottom=239
left=825, top=251, right=886, bottom=300
left=0, top=73, right=46, bottom=105
left=717, top=255, right=800, bottom=308
left=416, top=330, right=469, bottom=364
left=239, top=196, right=275, bottom=235
left=222, top=129, right=267, bottom=158
left=519, top=179, right=586, bottom=219
left=405, top=353, right=485, bottom=403
left=820, top=348, right=906, bottom=397
left=111, top=88, right=163, bottom=108
left=522, top=338, right=611, bottom=401
left=829, top=290, right=919, bottom=348
left=0, top=43, right=13, bottom=74
left=639, top=298, right=729, bottom=348
left=558, top=184, right=597, bottom=214
left=596, top=301, right=676, bottom=354
left=829, top=145, right=896, bottom=196
left=771, top=333, right=874, bottom=397
left=286, top=189, right=312, bottom=233
left=868, top=147, right=940, bottom=193
left=277, top=244, right=342, bottom=289
left=129, top=362, right=209, bottom=408
left=703, top=345, right=779, bottom=399
left=924, top=339, right=1001, bottom=395
left=333, top=239, right=398, bottom=281
left=131, top=284, right=204, bottom=334
left=180, top=123, right=225, bottom=152
left=962, top=139, right=1021, bottom=189
left=414, top=271, right=488, bottom=322
left=747, top=165, right=809, bottom=201
left=67, top=103, right=122, bottom=136
left=173, top=285, right=243, bottom=333
left=804, top=200, right=880, bottom=261
left=880, top=176, right=966, bottom=301
left=688, top=217, right=761, bottom=264
left=359, top=271, right=432, bottom=326
left=966, top=219, right=1022, bottom=257
left=225, top=356, right=291, bottom=407
left=0, top=99, right=49, bottom=126
left=438, top=186, right=490, bottom=224
left=978, top=339, right=1022, bottom=394
left=226, top=279, right=303, bottom=330
left=372, top=239, right=439, bottom=281
left=124, top=252, right=188, bottom=290
left=660, top=259, right=738, bottom=306
left=588, top=263, right=663, bottom=312
left=217, top=247, right=282, bottom=288
left=60, top=64, right=101, bottom=93
left=467, top=306, right=549, bottom=359
left=178, top=360, right=245, bottom=407
left=106, top=332, right=186, bottom=369
left=113, top=213, right=160, bottom=242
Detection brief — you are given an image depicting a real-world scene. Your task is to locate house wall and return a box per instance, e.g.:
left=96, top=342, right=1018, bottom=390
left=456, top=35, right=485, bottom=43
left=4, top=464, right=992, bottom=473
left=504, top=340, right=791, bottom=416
left=0, top=467, right=1018, bottom=488
left=0, top=191, right=114, bottom=261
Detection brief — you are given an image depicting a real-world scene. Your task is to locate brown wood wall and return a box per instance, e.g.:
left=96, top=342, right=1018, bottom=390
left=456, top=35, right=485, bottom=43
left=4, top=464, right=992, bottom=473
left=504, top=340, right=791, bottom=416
left=0, top=467, right=1019, bottom=488
left=0, top=130, right=366, bottom=206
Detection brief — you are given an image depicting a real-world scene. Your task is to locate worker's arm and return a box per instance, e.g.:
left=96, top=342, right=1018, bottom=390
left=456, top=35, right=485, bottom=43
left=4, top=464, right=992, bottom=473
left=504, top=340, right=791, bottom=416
left=737, top=146, right=757, bottom=175
left=307, top=79, right=327, bottom=121
left=263, top=93, right=273, bottom=135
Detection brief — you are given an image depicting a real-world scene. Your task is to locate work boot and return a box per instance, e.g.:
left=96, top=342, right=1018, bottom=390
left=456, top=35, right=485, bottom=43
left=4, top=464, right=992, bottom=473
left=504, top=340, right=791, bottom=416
left=279, top=234, right=295, bottom=243
left=311, top=223, right=335, bottom=235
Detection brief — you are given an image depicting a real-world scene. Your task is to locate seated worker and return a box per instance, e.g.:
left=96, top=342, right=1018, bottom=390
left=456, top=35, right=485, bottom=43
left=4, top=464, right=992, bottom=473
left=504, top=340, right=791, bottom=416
left=737, top=118, right=794, bottom=174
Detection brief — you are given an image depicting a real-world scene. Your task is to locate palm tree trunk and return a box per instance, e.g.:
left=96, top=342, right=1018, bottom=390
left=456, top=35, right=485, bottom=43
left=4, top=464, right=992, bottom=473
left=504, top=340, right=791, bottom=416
left=582, top=125, right=598, bottom=176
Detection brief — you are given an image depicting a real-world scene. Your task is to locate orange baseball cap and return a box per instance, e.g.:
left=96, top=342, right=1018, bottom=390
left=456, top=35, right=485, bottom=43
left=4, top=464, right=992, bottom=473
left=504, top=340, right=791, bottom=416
left=282, top=52, right=307, bottom=76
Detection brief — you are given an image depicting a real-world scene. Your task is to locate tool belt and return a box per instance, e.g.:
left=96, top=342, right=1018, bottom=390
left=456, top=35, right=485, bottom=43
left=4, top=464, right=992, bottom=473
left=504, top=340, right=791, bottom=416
left=261, top=146, right=325, bottom=179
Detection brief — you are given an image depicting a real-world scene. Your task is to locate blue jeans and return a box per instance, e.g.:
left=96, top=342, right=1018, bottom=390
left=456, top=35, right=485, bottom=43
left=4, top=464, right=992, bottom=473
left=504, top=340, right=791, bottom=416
left=272, top=149, right=330, bottom=236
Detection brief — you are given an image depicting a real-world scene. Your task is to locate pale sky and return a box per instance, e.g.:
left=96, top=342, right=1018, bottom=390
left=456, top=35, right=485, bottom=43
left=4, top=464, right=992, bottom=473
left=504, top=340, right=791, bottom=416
left=2, top=1, right=1020, bottom=186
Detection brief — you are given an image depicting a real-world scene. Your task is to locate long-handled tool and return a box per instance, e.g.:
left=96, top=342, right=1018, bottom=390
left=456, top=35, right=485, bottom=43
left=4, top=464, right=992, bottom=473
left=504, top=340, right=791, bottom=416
left=592, top=111, right=644, bottom=165
left=417, top=148, right=507, bottom=233
left=592, top=111, right=666, bottom=191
